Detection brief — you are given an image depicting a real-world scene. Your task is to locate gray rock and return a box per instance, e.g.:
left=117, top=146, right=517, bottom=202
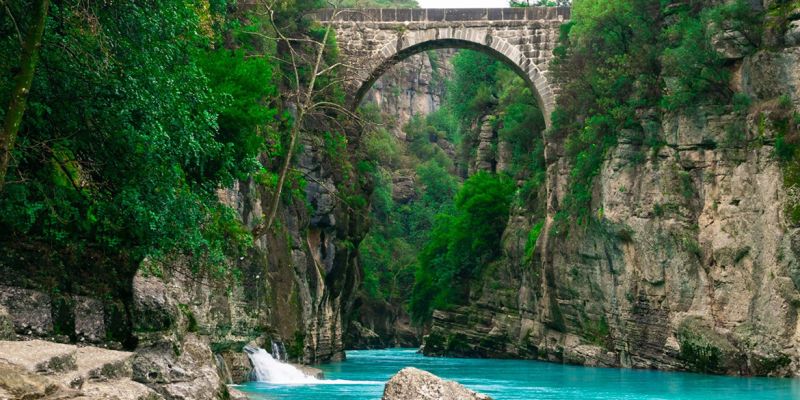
left=220, top=352, right=252, bottom=384
left=73, top=296, right=106, bottom=343
left=0, top=286, right=53, bottom=336
left=0, top=340, right=78, bottom=375
left=132, top=334, right=224, bottom=400
left=132, top=339, right=193, bottom=384
left=132, top=274, right=178, bottom=333
left=228, top=386, right=249, bottom=400
left=710, top=29, right=750, bottom=60
left=787, top=20, right=800, bottom=47
left=391, top=172, right=417, bottom=204
left=382, top=367, right=492, bottom=400
left=0, top=340, right=157, bottom=400
left=292, top=364, right=324, bottom=379
left=0, top=360, right=62, bottom=400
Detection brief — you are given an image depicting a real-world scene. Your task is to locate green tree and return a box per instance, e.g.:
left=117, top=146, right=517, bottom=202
left=0, top=0, right=49, bottom=191
left=0, top=0, right=278, bottom=283
left=409, top=172, right=514, bottom=324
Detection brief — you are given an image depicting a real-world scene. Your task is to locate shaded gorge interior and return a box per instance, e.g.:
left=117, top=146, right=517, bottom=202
left=347, top=47, right=548, bottom=350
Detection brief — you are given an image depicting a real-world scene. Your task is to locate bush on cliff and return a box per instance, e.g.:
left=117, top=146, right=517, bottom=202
left=549, top=0, right=761, bottom=234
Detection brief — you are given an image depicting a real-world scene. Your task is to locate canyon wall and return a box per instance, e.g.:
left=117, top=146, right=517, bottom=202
left=423, top=7, right=800, bottom=377
left=361, top=50, right=453, bottom=140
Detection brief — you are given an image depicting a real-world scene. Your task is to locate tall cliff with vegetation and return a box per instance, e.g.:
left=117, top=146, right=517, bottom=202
left=419, top=0, right=800, bottom=377
left=2, top=1, right=800, bottom=398
left=0, top=0, right=371, bottom=398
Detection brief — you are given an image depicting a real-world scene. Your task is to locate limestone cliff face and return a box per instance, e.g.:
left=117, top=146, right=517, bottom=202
left=214, top=134, right=366, bottom=365
left=537, top=101, right=800, bottom=375
left=362, top=50, right=452, bottom=140
left=423, top=15, right=800, bottom=377
left=119, top=131, right=369, bottom=394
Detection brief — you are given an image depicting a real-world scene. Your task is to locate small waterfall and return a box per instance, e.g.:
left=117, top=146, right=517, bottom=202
left=271, top=340, right=287, bottom=361
left=213, top=353, right=233, bottom=384
left=243, top=345, right=318, bottom=384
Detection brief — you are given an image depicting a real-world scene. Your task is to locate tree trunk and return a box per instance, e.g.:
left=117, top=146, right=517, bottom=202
left=0, top=0, right=50, bottom=191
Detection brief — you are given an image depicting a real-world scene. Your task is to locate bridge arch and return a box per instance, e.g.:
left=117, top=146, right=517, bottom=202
left=355, top=37, right=553, bottom=126
left=319, top=7, right=570, bottom=127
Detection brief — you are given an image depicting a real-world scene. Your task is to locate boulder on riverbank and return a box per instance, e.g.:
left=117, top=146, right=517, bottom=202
left=382, top=367, right=492, bottom=400
left=0, top=339, right=159, bottom=400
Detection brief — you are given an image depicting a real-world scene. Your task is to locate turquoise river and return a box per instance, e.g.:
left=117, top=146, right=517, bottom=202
left=237, top=348, right=800, bottom=399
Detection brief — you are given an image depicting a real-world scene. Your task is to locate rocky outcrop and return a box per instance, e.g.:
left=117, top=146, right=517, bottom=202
left=473, top=117, right=496, bottom=174
left=132, top=333, right=225, bottom=400
left=0, top=285, right=126, bottom=347
left=423, top=11, right=800, bottom=377
left=0, top=340, right=161, bottom=400
left=391, top=170, right=418, bottom=204
left=0, top=286, right=54, bottom=339
left=382, top=367, right=491, bottom=400
left=119, top=124, right=369, bottom=393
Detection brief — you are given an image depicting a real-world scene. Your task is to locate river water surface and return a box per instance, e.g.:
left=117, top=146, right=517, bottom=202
left=237, top=348, right=800, bottom=399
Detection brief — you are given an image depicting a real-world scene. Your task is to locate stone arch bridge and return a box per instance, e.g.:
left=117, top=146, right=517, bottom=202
left=315, top=7, right=570, bottom=126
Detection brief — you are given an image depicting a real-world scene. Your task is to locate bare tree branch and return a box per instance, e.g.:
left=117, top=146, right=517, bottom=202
left=1, top=0, right=23, bottom=46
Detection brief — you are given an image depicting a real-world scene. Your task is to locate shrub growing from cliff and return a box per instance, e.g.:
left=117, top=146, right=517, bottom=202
left=660, top=1, right=761, bottom=110
left=549, top=0, right=762, bottom=234
left=772, top=100, right=800, bottom=225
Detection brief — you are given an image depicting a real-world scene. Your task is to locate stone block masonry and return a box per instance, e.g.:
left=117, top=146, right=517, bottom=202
left=315, top=7, right=570, bottom=127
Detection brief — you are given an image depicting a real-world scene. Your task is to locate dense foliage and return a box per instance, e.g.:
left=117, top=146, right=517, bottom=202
left=0, top=1, right=268, bottom=278
left=357, top=104, right=459, bottom=305
left=446, top=50, right=547, bottom=180
left=0, top=0, right=352, bottom=296
left=409, top=171, right=515, bottom=324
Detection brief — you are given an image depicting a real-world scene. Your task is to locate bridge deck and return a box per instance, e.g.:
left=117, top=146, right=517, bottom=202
left=315, top=7, right=570, bottom=22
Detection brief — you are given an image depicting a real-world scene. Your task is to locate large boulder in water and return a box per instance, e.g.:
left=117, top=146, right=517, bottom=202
left=382, top=367, right=492, bottom=400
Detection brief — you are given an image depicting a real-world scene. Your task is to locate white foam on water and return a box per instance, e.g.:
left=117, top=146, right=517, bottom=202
left=244, top=346, right=380, bottom=385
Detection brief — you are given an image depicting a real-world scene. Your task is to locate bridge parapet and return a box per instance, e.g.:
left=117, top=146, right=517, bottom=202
left=315, top=7, right=570, bottom=23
